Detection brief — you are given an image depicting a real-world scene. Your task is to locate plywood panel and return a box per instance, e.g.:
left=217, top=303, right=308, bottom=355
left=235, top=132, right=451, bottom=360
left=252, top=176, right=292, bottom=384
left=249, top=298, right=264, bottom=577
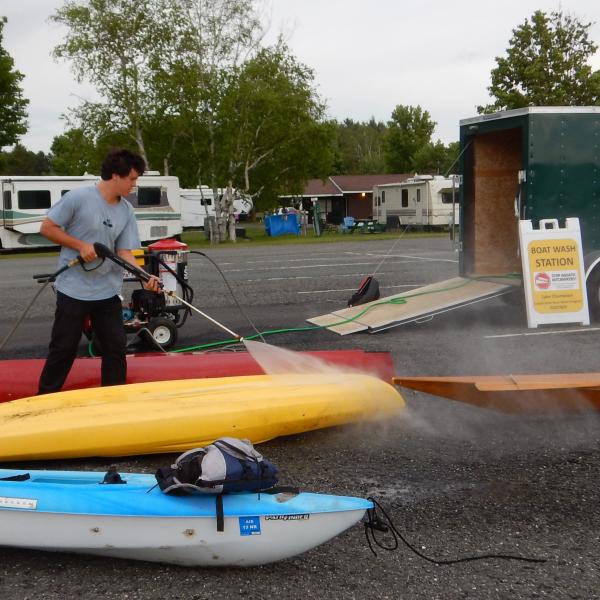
left=308, top=277, right=517, bottom=335
left=470, top=129, right=522, bottom=276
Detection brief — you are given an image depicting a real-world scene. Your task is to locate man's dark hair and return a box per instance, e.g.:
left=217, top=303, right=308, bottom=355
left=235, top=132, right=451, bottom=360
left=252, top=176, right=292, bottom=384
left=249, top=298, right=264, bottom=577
left=100, top=149, right=146, bottom=180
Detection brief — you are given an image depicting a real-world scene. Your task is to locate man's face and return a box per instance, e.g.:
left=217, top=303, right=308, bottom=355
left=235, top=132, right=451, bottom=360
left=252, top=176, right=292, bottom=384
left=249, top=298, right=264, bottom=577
left=113, top=168, right=140, bottom=196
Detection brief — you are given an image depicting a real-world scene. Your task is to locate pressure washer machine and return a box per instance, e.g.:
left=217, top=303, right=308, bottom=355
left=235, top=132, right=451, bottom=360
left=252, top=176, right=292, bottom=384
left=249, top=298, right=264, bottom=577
left=84, top=238, right=192, bottom=353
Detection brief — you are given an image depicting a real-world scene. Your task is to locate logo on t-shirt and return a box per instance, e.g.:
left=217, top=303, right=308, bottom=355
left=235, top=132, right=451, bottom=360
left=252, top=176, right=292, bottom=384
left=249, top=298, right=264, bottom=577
left=103, top=218, right=113, bottom=228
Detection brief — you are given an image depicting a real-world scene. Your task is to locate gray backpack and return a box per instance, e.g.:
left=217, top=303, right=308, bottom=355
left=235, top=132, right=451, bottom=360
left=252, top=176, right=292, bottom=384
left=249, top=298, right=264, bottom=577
left=155, top=437, right=278, bottom=496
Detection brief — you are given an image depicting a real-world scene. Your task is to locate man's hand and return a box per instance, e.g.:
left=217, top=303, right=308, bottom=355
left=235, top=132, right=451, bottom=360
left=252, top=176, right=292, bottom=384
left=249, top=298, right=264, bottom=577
left=78, top=242, right=97, bottom=263
left=117, top=249, right=162, bottom=293
left=143, top=275, right=162, bottom=293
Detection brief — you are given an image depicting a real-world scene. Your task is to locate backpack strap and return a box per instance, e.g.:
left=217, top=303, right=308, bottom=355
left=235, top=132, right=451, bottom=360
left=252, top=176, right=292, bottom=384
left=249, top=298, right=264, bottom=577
left=215, top=494, right=224, bottom=532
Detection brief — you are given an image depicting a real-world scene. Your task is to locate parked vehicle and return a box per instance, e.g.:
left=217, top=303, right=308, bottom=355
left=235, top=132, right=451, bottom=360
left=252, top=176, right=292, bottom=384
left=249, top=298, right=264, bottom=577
left=180, top=186, right=253, bottom=229
left=459, top=106, right=600, bottom=318
left=0, top=173, right=182, bottom=249
left=372, top=175, right=459, bottom=229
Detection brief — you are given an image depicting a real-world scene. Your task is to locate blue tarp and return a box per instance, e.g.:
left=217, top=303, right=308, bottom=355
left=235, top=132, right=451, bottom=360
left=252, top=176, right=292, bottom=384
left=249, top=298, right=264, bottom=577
left=264, top=214, right=300, bottom=237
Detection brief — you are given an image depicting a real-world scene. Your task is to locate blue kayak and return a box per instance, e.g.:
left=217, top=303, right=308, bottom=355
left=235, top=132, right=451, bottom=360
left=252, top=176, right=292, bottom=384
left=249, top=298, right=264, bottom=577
left=0, top=469, right=371, bottom=566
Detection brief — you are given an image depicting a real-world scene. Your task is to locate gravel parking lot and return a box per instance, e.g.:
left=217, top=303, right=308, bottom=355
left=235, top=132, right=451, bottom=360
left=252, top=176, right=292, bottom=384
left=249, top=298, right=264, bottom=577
left=1, top=236, right=599, bottom=599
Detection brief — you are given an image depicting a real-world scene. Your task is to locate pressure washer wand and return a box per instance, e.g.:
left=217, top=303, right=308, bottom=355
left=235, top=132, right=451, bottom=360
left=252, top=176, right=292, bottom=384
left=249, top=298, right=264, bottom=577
left=163, top=291, right=242, bottom=341
left=93, top=242, right=244, bottom=342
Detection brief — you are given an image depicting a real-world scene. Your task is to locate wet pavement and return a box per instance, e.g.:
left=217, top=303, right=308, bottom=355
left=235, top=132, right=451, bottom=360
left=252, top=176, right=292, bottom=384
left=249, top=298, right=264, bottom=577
left=0, top=237, right=599, bottom=599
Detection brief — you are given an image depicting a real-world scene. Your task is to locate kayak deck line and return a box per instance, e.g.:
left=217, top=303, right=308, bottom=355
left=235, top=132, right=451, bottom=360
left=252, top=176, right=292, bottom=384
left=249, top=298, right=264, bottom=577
left=393, top=374, right=600, bottom=414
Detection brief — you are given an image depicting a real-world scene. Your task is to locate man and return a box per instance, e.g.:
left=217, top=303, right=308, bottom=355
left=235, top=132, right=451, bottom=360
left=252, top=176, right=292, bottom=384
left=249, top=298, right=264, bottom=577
left=37, top=148, right=160, bottom=395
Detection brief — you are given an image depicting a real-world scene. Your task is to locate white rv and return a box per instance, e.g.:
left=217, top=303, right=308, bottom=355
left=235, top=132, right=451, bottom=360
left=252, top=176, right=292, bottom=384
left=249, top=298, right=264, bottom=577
left=373, top=175, right=459, bottom=228
left=181, top=186, right=253, bottom=229
left=0, top=174, right=182, bottom=250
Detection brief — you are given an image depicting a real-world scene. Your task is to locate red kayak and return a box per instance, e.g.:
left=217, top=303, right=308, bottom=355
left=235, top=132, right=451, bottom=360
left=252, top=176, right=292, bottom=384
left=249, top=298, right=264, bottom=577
left=0, top=350, right=394, bottom=403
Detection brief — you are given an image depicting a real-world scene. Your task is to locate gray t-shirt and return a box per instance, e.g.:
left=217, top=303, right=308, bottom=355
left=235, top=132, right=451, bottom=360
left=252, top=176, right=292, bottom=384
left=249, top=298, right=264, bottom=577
left=47, top=185, right=141, bottom=301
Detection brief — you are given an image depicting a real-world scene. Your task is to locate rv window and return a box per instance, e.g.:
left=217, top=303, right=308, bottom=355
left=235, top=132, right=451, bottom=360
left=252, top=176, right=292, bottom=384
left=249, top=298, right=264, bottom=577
left=201, top=198, right=212, bottom=206
left=381, top=191, right=385, bottom=204
left=441, top=190, right=458, bottom=204
left=137, top=187, right=161, bottom=206
left=3, top=190, right=11, bottom=210
left=18, top=190, right=51, bottom=210
left=401, top=189, right=408, bottom=208
left=416, top=189, right=421, bottom=203
left=61, top=190, right=71, bottom=197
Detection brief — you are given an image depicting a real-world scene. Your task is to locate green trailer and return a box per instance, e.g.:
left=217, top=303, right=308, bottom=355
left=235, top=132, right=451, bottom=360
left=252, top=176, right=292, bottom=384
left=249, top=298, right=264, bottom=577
left=459, top=107, right=600, bottom=319
left=309, top=107, right=600, bottom=335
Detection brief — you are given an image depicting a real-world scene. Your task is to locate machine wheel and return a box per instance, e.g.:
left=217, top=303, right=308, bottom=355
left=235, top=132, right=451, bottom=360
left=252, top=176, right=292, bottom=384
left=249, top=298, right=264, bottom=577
left=586, top=266, right=600, bottom=322
left=144, top=317, right=178, bottom=350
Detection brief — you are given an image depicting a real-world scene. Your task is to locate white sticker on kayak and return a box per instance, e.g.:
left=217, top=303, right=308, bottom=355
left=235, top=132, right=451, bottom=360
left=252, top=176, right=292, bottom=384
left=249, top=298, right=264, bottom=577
left=239, top=516, right=261, bottom=536
left=265, top=514, right=309, bottom=521
left=0, top=496, right=37, bottom=510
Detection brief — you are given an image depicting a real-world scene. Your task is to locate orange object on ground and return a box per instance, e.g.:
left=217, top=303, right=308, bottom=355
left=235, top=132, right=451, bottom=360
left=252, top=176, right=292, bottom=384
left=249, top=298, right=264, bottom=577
left=392, top=373, right=600, bottom=414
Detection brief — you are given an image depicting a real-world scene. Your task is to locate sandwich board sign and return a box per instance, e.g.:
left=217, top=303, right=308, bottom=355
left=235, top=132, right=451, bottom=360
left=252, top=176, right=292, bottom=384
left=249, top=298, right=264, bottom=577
left=519, top=218, right=589, bottom=328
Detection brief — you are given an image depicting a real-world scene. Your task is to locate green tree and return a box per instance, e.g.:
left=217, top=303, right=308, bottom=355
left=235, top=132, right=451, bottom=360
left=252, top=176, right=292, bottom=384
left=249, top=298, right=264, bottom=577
left=216, top=43, right=335, bottom=209
left=0, top=17, right=29, bottom=148
left=480, top=10, right=600, bottom=113
left=333, top=118, right=387, bottom=175
left=51, top=0, right=181, bottom=166
left=49, top=128, right=100, bottom=174
left=168, top=0, right=265, bottom=180
left=412, top=140, right=460, bottom=175
left=0, top=143, right=50, bottom=175
left=384, top=105, right=436, bottom=173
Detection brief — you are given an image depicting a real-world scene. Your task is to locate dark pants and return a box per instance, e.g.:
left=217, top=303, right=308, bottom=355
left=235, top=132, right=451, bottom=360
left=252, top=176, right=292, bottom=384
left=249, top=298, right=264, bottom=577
left=38, top=291, right=126, bottom=395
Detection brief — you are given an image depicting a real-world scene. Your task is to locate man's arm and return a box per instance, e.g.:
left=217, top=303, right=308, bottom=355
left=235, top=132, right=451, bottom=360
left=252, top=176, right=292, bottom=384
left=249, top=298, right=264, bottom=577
left=117, top=249, right=161, bottom=292
left=40, top=217, right=97, bottom=262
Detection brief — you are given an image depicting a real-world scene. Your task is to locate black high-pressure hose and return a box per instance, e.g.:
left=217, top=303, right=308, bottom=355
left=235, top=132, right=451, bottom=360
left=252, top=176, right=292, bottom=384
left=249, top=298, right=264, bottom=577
left=0, top=257, right=83, bottom=353
left=363, top=497, right=546, bottom=565
left=188, top=250, right=266, bottom=343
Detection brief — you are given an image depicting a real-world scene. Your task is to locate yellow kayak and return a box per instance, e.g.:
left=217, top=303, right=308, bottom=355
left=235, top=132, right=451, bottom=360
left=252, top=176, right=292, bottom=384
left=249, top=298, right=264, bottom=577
left=0, top=373, right=404, bottom=461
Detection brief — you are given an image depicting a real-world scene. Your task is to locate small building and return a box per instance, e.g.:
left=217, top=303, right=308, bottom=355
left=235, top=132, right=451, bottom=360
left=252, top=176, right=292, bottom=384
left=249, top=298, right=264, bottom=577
left=280, top=174, right=411, bottom=224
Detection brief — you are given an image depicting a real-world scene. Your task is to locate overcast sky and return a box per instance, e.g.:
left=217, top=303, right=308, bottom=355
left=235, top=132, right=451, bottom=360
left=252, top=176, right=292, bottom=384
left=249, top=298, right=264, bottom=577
left=2, top=0, right=600, bottom=154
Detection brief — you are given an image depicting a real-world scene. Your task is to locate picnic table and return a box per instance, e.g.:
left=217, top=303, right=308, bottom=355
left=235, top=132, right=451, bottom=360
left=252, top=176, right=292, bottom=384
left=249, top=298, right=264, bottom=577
left=348, top=219, right=386, bottom=234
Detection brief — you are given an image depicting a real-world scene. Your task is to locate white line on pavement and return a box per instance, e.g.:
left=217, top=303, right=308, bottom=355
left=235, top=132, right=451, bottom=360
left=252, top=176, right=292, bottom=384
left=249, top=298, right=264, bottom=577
left=485, top=327, right=600, bottom=339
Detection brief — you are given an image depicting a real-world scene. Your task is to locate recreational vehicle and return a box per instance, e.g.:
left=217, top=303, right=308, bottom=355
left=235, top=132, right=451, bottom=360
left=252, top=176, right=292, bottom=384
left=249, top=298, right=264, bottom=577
left=372, top=175, right=459, bottom=229
left=180, top=186, right=253, bottom=229
left=0, top=174, right=182, bottom=250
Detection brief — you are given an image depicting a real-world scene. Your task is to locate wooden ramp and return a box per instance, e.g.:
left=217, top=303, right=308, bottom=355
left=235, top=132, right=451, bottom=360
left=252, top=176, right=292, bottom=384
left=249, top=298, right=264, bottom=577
left=308, top=277, right=518, bottom=335
left=393, top=373, right=600, bottom=414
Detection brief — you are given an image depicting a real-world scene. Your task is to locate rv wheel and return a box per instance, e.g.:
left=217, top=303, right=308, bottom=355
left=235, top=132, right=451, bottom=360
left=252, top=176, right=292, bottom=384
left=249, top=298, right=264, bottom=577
left=145, top=317, right=178, bottom=350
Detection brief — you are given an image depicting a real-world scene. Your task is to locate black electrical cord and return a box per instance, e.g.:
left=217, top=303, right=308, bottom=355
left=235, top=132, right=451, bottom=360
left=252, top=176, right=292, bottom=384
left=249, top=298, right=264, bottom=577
left=189, top=250, right=266, bottom=343
left=1, top=256, right=89, bottom=353
left=363, top=497, right=546, bottom=565
left=0, top=279, right=52, bottom=353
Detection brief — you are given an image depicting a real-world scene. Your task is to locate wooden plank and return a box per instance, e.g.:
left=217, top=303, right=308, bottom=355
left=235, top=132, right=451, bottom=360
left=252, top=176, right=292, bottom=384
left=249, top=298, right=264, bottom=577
left=393, top=374, right=600, bottom=414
